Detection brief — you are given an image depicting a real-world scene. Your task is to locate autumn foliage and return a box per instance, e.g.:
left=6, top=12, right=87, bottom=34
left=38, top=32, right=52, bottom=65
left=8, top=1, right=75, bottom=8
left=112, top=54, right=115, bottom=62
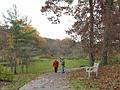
left=67, top=64, right=120, bottom=90
left=41, top=0, right=120, bottom=65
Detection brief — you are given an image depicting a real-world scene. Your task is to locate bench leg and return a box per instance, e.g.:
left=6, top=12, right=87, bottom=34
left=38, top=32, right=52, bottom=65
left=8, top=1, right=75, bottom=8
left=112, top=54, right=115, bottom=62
left=96, top=71, right=98, bottom=76
left=88, top=71, right=91, bottom=78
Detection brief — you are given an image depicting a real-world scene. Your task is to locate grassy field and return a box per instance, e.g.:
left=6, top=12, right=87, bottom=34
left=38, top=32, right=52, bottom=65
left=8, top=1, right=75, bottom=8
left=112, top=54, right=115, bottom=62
left=2, top=57, right=88, bottom=90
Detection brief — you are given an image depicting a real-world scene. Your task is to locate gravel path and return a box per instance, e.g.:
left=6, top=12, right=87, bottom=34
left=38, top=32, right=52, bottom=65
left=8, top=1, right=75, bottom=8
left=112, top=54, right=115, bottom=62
left=19, top=68, right=82, bottom=90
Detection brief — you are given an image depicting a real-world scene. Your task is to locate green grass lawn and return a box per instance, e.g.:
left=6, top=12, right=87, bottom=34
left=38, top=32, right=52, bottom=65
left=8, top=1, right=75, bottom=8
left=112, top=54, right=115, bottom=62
left=2, top=57, right=88, bottom=90
left=28, top=58, right=88, bottom=74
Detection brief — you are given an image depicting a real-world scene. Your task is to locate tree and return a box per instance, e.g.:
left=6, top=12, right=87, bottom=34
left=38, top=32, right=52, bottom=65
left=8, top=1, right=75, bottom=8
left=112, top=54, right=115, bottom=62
left=88, top=0, right=95, bottom=66
left=100, top=0, right=120, bottom=65
left=3, top=4, right=48, bottom=73
left=41, top=0, right=96, bottom=66
left=100, top=0, right=111, bottom=65
left=41, top=0, right=120, bottom=65
left=3, top=4, right=33, bottom=74
left=0, top=25, right=9, bottom=62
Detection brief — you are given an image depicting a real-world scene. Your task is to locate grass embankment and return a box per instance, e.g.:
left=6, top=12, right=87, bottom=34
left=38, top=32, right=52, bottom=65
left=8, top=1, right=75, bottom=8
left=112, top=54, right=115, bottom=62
left=2, top=58, right=88, bottom=90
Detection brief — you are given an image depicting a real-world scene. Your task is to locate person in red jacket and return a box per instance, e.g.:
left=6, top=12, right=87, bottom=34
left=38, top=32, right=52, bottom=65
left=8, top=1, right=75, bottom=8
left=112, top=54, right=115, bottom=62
left=52, top=59, right=59, bottom=73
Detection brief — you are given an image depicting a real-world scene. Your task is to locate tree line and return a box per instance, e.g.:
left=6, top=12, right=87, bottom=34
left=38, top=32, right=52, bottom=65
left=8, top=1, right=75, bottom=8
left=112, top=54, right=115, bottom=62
left=40, top=37, right=86, bottom=58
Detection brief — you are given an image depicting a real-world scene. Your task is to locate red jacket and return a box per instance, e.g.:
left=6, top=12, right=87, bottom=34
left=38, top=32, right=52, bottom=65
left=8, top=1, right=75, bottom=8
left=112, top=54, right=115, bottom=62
left=53, top=60, right=59, bottom=67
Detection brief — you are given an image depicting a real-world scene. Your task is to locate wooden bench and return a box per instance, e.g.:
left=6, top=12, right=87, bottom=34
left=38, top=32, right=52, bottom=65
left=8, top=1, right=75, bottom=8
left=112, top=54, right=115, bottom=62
left=86, top=63, right=99, bottom=78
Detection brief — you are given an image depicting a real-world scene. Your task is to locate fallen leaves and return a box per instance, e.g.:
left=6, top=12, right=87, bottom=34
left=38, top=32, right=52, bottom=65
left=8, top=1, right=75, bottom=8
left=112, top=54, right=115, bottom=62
left=67, top=64, right=120, bottom=90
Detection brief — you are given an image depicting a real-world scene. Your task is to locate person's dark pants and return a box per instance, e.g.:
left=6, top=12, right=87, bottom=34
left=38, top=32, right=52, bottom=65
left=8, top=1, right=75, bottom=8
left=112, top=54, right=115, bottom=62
left=54, top=67, right=58, bottom=73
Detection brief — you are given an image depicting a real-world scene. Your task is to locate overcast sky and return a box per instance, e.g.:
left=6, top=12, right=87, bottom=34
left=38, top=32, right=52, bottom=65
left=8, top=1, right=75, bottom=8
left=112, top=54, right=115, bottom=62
left=0, top=0, right=75, bottom=39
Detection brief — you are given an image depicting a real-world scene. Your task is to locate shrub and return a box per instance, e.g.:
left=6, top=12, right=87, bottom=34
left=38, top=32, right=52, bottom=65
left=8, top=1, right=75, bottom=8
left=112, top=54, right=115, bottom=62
left=0, top=64, right=13, bottom=81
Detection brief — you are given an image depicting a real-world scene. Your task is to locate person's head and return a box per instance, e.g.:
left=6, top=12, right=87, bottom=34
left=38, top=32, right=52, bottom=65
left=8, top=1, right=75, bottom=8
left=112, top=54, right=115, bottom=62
left=60, top=57, right=63, bottom=59
left=54, top=59, right=57, bottom=61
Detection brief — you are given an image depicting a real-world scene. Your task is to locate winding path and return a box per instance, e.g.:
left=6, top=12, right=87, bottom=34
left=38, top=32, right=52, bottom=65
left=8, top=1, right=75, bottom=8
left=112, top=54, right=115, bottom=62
left=19, top=68, right=81, bottom=90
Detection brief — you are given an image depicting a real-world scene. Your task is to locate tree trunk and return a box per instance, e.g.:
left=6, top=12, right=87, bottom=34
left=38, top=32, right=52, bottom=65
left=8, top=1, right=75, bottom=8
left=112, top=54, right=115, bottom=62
left=21, top=64, right=24, bottom=73
left=9, top=56, right=14, bottom=73
left=14, top=59, right=17, bottom=74
left=118, top=0, right=120, bottom=12
left=10, top=61, right=14, bottom=73
left=89, top=0, right=95, bottom=66
left=101, top=0, right=113, bottom=66
left=101, top=29, right=108, bottom=65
